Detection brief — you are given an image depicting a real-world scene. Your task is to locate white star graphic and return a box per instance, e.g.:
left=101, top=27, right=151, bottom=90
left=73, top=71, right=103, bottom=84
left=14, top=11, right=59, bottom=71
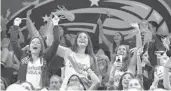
left=89, top=0, right=100, bottom=6
left=42, top=14, right=49, bottom=22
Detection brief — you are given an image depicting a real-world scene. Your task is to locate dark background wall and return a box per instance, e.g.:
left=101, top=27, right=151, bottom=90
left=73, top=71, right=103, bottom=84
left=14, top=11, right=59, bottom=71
left=1, top=0, right=171, bottom=52
left=1, top=0, right=171, bottom=17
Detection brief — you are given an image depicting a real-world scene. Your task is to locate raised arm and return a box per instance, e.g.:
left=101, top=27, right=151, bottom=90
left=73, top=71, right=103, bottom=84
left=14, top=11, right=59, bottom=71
left=136, top=47, right=144, bottom=77
left=44, top=14, right=63, bottom=63
left=97, top=18, right=113, bottom=60
left=26, top=9, right=40, bottom=38
left=43, top=13, right=55, bottom=47
left=9, top=18, right=24, bottom=60
left=97, top=18, right=113, bottom=51
left=40, top=12, right=61, bottom=47
left=12, top=53, right=20, bottom=70
left=127, top=23, right=143, bottom=76
left=97, top=18, right=103, bottom=44
left=44, top=25, right=61, bottom=63
left=18, top=30, right=25, bottom=44
left=135, top=50, right=144, bottom=83
left=44, top=13, right=72, bottom=63
left=127, top=49, right=137, bottom=76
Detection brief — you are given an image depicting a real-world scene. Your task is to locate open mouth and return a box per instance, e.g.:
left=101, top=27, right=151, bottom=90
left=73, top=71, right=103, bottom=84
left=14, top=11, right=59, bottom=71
left=116, top=65, right=122, bottom=67
left=124, top=80, right=128, bottom=85
left=33, top=47, right=38, bottom=50
left=79, top=40, right=86, bottom=44
left=118, top=52, right=124, bottom=55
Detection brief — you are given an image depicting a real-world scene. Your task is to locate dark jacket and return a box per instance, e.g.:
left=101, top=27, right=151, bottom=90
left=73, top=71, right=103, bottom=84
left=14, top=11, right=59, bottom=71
left=10, top=26, right=60, bottom=88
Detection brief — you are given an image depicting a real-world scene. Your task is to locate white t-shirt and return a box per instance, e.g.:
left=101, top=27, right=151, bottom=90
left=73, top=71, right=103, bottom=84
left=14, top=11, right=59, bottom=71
left=57, top=45, right=91, bottom=89
left=26, top=58, right=43, bottom=89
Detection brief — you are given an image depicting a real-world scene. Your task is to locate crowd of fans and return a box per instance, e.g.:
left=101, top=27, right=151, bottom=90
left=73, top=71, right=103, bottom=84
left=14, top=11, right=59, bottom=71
left=1, top=7, right=171, bottom=91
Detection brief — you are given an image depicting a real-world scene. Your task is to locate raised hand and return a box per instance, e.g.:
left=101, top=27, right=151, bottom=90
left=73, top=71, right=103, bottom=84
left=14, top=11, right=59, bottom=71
left=139, top=20, right=149, bottom=30
left=51, top=13, right=60, bottom=26
left=154, top=71, right=164, bottom=80
left=106, top=9, right=112, bottom=18
left=97, top=17, right=102, bottom=25
left=137, top=47, right=144, bottom=55
left=130, top=47, right=137, bottom=54
left=130, top=46, right=143, bottom=55
left=154, top=66, right=164, bottom=80
left=130, top=22, right=139, bottom=29
left=14, top=17, right=22, bottom=26
left=6, top=9, right=11, bottom=18
left=150, top=67, right=163, bottom=90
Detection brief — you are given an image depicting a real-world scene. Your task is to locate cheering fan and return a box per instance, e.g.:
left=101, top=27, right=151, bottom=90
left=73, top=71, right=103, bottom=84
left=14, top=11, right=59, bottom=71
left=129, top=21, right=153, bottom=47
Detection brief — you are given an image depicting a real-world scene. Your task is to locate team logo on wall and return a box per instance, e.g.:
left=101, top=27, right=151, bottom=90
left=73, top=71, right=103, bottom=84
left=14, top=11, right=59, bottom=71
left=7, top=0, right=171, bottom=49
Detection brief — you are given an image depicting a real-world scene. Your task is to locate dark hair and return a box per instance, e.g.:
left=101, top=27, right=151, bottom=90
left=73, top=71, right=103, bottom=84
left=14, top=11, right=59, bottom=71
left=59, top=25, right=72, bottom=47
left=112, top=32, right=125, bottom=52
left=67, top=74, right=86, bottom=90
left=71, top=32, right=94, bottom=56
left=60, top=25, right=68, bottom=35
left=140, top=49, right=150, bottom=63
left=148, top=21, right=159, bottom=31
left=71, top=32, right=99, bottom=74
left=118, top=72, right=134, bottom=90
left=28, top=37, right=45, bottom=58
